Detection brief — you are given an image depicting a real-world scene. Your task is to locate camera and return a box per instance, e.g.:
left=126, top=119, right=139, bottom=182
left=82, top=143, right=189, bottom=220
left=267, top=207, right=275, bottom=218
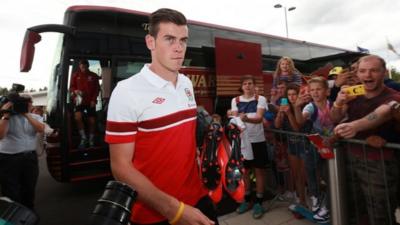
left=88, top=181, right=137, bottom=225
left=0, top=181, right=137, bottom=225
left=0, top=83, right=30, bottom=115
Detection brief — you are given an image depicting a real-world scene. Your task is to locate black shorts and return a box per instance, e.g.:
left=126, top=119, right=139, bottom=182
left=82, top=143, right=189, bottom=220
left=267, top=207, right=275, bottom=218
left=74, top=105, right=96, bottom=117
left=243, top=141, right=268, bottom=169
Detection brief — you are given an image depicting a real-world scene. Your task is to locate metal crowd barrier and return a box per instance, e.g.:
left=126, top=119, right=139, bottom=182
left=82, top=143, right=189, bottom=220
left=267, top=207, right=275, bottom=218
left=264, top=128, right=400, bottom=225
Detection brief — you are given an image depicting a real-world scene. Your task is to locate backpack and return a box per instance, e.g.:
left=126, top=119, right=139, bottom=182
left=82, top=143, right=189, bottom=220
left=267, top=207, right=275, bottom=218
left=302, top=101, right=332, bottom=134
left=309, top=101, right=333, bottom=122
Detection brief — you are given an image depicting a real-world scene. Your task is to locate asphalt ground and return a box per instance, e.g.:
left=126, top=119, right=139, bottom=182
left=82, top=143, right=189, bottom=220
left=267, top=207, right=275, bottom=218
left=3, top=155, right=274, bottom=225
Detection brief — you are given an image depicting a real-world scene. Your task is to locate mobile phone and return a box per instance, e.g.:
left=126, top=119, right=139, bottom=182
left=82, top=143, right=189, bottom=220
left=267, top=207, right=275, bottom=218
left=280, top=98, right=288, bottom=106
left=343, top=84, right=365, bottom=96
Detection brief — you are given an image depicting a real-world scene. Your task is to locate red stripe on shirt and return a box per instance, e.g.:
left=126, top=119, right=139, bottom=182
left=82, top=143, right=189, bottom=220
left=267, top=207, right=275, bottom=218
left=131, top=119, right=206, bottom=223
left=105, top=134, right=136, bottom=143
left=139, top=108, right=196, bottom=130
left=106, top=121, right=138, bottom=132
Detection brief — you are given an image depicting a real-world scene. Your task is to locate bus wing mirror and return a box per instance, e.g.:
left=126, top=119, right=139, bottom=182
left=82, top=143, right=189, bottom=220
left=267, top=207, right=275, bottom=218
left=20, top=24, right=75, bottom=72
left=20, top=30, right=41, bottom=72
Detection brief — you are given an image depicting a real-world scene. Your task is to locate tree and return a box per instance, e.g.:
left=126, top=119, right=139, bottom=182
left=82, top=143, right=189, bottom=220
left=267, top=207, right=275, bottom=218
left=390, top=67, right=400, bottom=82
left=0, top=87, right=8, bottom=96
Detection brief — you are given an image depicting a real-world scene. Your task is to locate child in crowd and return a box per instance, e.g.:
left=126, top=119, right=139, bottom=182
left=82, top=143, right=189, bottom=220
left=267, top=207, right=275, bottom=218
left=271, top=80, right=297, bottom=201
left=274, top=84, right=307, bottom=207
left=268, top=81, right=293, bottom=201
left=231, top=75, right=267, bottom=219
left=272, top=56, right=302, bottom=88
left=271, top=80, right=288, bottom=105
left=294, top=77, right=334, bottom=223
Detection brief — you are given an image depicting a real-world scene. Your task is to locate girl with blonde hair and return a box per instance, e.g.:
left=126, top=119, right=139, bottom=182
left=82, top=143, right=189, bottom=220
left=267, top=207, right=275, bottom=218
left=273, top=56, right=302, bottom=88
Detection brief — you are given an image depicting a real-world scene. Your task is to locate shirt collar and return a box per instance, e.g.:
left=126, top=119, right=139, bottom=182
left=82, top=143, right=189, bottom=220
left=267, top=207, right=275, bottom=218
left=142, top=64, right=181, bottom=89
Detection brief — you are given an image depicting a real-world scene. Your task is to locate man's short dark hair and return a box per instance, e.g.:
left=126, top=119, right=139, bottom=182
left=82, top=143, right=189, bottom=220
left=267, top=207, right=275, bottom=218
left=148, top=8, right=187, bottom=37
left=240, top=74, right=256, bottom=85
left=285, top=83, right=300, bottom=96
left=79, top=59, right=89, bottom=66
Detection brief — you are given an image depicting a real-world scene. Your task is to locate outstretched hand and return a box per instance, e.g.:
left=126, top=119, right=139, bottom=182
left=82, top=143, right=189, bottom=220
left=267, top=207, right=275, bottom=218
left=334, top=122, right=357, bottom=138
left=295, top=92, right=311, bottom=107
left=334, top=69, right=351, bottom=87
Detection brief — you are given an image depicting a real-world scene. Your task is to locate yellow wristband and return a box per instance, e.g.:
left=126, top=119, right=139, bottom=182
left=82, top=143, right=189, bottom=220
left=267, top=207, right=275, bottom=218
left=333, top=101, right=344, bottom=108
left=169, top=201, right=185, bottom=225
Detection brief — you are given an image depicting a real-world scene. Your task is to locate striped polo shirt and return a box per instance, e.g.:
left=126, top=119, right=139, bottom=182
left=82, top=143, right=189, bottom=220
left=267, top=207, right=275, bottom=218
left=105, top=64, right=206, bottom=224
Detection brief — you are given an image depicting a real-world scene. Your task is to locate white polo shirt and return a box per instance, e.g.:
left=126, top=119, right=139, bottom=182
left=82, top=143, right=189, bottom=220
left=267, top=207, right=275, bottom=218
left=105, top=64, right=206, bottom=224
left=106, top=64, right=197, bottom=142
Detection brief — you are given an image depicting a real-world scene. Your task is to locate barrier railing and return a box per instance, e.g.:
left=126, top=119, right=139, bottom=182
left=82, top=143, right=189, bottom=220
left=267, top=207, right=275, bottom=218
left=264, top=128, right=400, bottom=225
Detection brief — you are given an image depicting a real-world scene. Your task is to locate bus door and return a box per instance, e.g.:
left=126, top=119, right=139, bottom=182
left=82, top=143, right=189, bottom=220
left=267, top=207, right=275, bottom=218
left=214, top=37, right=263, bottom=115
left=66, top=59, right=107, bottom=147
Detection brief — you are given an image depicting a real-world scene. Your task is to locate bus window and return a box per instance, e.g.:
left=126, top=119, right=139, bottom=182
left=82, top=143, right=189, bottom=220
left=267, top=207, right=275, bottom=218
left=115, top=60, right=146, bottom=81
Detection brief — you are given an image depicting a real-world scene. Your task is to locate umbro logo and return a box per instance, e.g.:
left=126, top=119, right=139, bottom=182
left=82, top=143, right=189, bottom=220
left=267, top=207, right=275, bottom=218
left=152, top=97, right=165, bottom=104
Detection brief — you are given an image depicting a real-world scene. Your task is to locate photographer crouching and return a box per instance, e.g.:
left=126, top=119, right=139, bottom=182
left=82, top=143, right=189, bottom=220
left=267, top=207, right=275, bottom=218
left=0, top=84, right=44, bottom=211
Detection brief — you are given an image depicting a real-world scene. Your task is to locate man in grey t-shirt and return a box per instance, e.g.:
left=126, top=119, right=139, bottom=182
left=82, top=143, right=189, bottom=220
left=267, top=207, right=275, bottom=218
left=0, top=94, right=45, bottom=209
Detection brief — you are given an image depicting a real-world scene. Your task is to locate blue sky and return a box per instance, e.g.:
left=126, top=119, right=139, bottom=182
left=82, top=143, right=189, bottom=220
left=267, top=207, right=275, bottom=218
left=1, top=0, right=399, bottom=89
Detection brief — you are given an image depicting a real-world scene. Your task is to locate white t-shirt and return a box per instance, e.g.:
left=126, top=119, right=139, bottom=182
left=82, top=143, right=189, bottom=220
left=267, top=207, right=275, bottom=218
left=231, top=95, right=267, bottom=143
